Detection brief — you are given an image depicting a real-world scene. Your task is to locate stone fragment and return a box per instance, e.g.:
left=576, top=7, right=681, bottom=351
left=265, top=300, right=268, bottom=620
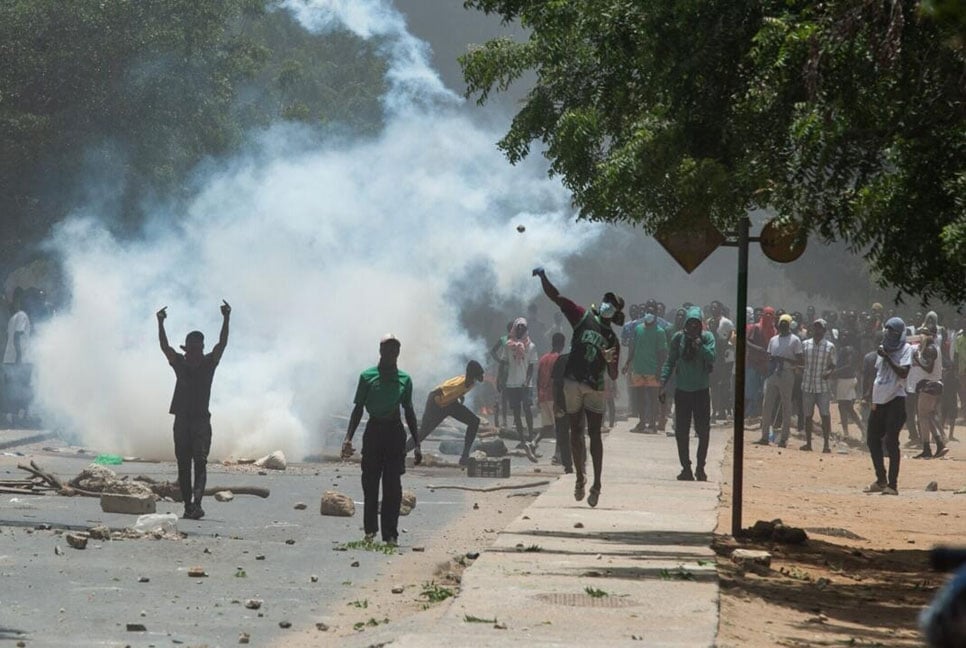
left=254, top=450, right=287, bottom=471
left=350, top=561, right=360, bottom=567
left=294, top=502, right=308, bottom=510
left=731, top=548, right=772, bottom=568
left=574, top=522, right=584, bottom=529
left=187, top=566, right=208, bottom=578
left=285, top=539, right=295, bottom=545
left=320, top=490, right=355, bottom=517
left=245, top=599, right=262, bottom=610
left=100, top=492, right=156, bottom=515
left=214, top=491, right=234, bottom=502
left=54, top=545, right=63, bottom=555
left=392, top=586, right=404, bottom=594
left=278, top=621, right=291, bottom=629
left=466, top=552, right=480, bottom=560
left=65, top=533, right=88, bottom=550
left=400, top=489, right=417, bottom=516
left=239, top=632, right=250, bottom=644
left=138, top=576, right=150, bottom=583
left=926, top=481, right=939, bottom=492
left=255, top=554, right=266, bottom=560
left=315, top=622, right=329, bottom=631
left=412, top=546, right=425, bottom=552
left=310, top=575, right=319, bottom=583
left=88, top=525, right=111, bottom=540
left=126, top=623, right=146, bottom=632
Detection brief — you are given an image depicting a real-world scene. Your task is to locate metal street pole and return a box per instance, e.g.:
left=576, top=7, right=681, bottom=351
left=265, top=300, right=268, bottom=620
left=731, top=217, right=749, bottom=537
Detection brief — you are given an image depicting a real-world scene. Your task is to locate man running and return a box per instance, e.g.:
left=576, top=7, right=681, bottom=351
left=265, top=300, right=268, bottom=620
left=157, top=301, right=231, bottom=520
left=533, top=267, right=623, bottom=507
left=342, top=335, right=421, bottom=545
left=407, top=360, right=485, bottom=465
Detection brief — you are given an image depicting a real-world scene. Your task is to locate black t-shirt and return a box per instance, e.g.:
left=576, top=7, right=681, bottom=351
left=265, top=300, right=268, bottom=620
left=565, top=312, right=618, bottom=391
left=169, top=353, right=219, bottom=418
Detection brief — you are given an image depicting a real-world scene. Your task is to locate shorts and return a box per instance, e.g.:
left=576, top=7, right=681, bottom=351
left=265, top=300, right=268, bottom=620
left=629, top=373, right=660, bottom=388
left=802, top=391, right=831, bottom=417
left=563, top=379, right=605, bottom=415
left=834, top=378, right=857, bottom=402
left=538, top=401, right=556, bottom=427
left=504, top=386, right=532, bottom=409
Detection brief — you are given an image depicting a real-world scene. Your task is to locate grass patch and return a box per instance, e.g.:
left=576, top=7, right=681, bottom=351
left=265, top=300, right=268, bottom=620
left=353, top=617, right=389, bottom=631
left=339, top=538, right=398, bottom=555
left=348, top=599, right=368, bottom=609
left=420, top=581, right=455, bottom=603
left=523, top=544, right=543, bottom=552
left=661, top=567, right=696, bottom=581
left=584, top=586, right=608, bottom=598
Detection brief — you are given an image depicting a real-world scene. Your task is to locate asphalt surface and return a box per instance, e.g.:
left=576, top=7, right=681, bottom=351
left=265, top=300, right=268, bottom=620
left=0, top=425, right=528, bottom=647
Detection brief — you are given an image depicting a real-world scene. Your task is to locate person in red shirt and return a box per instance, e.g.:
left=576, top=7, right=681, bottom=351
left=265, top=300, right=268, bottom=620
left=536, top=332, right=566, bottom=451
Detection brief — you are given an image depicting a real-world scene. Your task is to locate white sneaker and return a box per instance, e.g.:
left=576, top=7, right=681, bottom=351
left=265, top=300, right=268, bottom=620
left=880, top=486, right=898, bottom=496
left=863, top=481, right=885, bottom=493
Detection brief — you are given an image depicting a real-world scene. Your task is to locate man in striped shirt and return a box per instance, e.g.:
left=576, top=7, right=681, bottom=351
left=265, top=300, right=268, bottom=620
left=800, top=319, right=837, bottom=453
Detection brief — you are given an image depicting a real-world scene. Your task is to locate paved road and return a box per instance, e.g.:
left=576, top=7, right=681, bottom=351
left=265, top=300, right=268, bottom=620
left=0, top=426, right=530, bottom=647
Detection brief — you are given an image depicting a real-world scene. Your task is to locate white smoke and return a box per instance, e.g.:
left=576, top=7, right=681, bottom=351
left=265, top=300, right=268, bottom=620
left=31, top=0, right=597, bottom=460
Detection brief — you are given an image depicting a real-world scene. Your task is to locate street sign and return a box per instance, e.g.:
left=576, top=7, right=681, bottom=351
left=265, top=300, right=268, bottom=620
left=759, top=218, right=807, bottom=263
left=654, top=216, right=725, bottom=274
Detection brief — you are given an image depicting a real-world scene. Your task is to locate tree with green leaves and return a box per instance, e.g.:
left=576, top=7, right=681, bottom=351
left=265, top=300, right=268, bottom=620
left=461, top=0, right=965, bottom=305
left=0, top=0, right=385, bottom=269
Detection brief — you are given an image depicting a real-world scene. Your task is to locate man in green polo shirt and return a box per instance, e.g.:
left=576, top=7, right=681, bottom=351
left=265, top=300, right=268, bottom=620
left=342, top=334, right=421, bottom=545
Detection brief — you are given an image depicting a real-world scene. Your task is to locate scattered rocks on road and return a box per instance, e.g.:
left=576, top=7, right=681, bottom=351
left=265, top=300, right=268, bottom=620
left=126, top=623, right=146, bottom=632
left=315, top=622, right=329, bottom=631
left=245, top=599, right=262, bottom=610
left=278, top=620, right=291, bottom=629
left=392, top=585, right=404, bottom=594
left=741, top=519, right=808, bottom=544
left=54, top=545, right=63, bottom=556
left=574, top=522, right=584, bottom=529
left=294, top=502, right=307, bottom=510
left=350, top=561, right=360, bottom=567
left=320, top=490, right=355, bottom=517
left=88, top=525, right=111, bottom=540
left=400, top=489, right=417, bottom=516
left=187, top=566, right=208, bottom=578
left=65, top=533, right=88, bottom=550
left=731, top=549, right=772, bottom=570
left=926, top=481, right=938, bottom=492
left=101, top=492, right=157, bottom=515
left=238, top=631, right=250, bottom=644
left=214, top=490, right=234, bottom=502
left=254, top=450, right=287, bottom=471
left=412, top=546, right=425, bottom=552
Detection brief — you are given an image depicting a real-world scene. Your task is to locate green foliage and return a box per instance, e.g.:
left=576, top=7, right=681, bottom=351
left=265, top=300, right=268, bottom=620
left=339, top=538, right=399, bottom=555
left=420, top=581, right=454, bottom=603
left=464, top=614, right=498, bottom=623
left=0, top=0, right=385, bottom=256
left=462, top=1, right=965, bottom=304
left=584, top=586, right=608, bottom=598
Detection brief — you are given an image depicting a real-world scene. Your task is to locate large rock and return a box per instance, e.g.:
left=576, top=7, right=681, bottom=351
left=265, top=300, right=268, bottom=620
left=731, top=549, right=772, bottom=568
left=71, top=464, right=154, bottom=497
left=214, top=490, right=234, bottom=502
left=438, top=439, right=469, bottom=456
left=478, top=439, right=508, bottom=457
left=320, top=490, right=355, bottom=517
left=255, top=451, right=287, bottom=471
left=101, top=492, right=156, bottom=515
left=400, top=490, right=417, bottom=516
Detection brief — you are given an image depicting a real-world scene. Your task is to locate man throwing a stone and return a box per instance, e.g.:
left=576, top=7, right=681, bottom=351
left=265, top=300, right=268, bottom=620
left=157, top=301, right=231, bottom=520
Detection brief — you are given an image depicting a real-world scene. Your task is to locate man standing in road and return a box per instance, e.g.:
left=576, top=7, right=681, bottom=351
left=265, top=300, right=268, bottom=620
left=865, top=318, right=913, bottom=496
left=3, top=288, right=32, bottom=428
left=157, top=301, right=231, bottom=520
left=623, top=308, right=667, bottom=433
left=800, top=319, right=836, bottom=453
left=407, top=360, right=484, bottom=466
left=533, top=267, right=622, bottom=507
left=497, top=317, right=539, bottom=461
left=755, top=313, right=803, bottom=447
left=660, top=306, right=716, bottom=481
left=342, top=335, right=421, bottom=545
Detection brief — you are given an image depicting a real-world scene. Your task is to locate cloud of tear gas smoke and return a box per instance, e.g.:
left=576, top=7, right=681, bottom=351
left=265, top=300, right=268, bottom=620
left=30, top=0, right=596, bottom=461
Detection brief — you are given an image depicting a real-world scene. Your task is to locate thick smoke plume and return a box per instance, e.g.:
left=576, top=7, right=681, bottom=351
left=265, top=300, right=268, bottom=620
left=32, top=0, right=596, bottom=460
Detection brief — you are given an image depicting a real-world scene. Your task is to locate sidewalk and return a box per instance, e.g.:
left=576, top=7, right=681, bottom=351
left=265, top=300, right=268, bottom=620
left=391, top=418, right=729, bottom=647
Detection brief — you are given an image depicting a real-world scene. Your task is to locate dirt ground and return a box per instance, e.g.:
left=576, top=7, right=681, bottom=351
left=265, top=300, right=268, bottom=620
left=714, top=413, right=966, bottom=648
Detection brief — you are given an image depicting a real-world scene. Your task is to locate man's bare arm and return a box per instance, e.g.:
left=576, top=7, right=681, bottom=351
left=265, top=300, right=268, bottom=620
left=403, top=402, right=422, bottom=465
left=211, top=300, right=231, bottom=362
left=532, top=267, right=562, bottom=306
left=156, top=307, right=177, bottom=363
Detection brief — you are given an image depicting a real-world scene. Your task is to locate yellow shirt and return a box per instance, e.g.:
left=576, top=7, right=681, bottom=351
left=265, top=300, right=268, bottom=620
left=434, top=375, right=473, bottom=408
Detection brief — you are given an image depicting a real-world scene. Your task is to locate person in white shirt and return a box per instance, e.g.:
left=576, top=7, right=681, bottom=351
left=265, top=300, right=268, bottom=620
left=755, top=314, right=803, bottom=447
left=864, top=318, right=914, bottom=495
left=2, top=288, right=32, bottom=427
left=497, top=317, right=539, bottom=462
left=910, top=330, right=946, bottom=459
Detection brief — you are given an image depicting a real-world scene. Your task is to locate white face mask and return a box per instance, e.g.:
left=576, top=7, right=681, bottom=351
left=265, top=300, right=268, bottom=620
left=597, top=302, right=616, bottom=320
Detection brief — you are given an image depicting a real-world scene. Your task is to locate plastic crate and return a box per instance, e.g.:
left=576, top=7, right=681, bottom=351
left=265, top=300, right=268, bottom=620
left=466, top=457, right=510, bottom=478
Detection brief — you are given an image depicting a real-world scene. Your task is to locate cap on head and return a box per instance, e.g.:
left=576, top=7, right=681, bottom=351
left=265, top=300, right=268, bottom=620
left=380, top=333, right=400, bottom=347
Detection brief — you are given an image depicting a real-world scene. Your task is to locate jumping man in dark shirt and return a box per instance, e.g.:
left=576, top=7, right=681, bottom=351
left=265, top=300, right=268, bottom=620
left=533, top=268, right=623, bottom=508
left=157, top=301, right=231, bottom=520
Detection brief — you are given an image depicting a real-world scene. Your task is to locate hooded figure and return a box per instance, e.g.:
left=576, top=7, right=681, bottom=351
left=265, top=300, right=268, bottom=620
left=659, top=306, right=716, bottom=481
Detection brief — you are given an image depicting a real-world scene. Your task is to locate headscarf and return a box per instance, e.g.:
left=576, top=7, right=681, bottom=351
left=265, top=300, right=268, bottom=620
left=922, top=311, right=938, bottom=333
left=757, top=306, right=776, bottom=341
left=883, top=317, right=907, bottom=352
left=506, top=317, right=530, bottom=361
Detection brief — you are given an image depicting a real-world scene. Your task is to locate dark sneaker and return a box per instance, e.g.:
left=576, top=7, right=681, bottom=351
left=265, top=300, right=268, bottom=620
left=695, top=468, right=708, bottom=482
left=880, top=486, right=898, bottom=496
left=822, top=445, right=831, bottom=454
left=913, top=450, right=933, bottom=459
left=458, top=456, right=468, bottom=466
left=753, top=438, right=769, bottom=446
left=193, top=506, right=205, bottom=520
left=182, top=505, right=196, bottom=520
left=564, top=467, right=574, bottom=474
left=677, top=469, right=694, bottom=481
left=934, top=447, right=949, bottom=459
left=385, top=536, right=399, bottom=547
left=799, top=443, right=812, bottom=452
left=587, top=487, right=600, bottom=508
left=574, top=478, right=586, bottom=502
